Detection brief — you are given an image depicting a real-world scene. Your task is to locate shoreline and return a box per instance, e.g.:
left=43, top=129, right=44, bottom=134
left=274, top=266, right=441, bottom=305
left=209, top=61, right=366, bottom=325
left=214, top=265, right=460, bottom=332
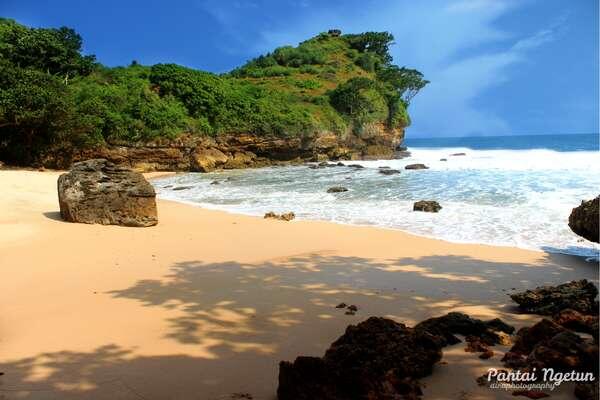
left=157, top=195, right=600, bottom=263
left=1, top=170, right=597, bottom=399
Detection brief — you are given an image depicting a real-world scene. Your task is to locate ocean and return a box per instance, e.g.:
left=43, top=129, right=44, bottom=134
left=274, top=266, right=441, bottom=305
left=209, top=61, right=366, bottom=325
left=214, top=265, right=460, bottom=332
left=153, top=133, right=600, bottom=260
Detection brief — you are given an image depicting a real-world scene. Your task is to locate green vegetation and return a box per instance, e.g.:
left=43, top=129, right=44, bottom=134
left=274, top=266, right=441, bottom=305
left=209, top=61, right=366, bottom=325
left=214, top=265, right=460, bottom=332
left=0, top=18, right=428, bottom=165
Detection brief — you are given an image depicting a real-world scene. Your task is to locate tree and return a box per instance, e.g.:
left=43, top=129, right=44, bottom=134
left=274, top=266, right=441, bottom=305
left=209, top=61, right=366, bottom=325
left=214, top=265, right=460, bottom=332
left=329, top=77, right=388, bottom=127
left=343, top=32, right=395, bottom=64
left=377, top=66, right=429, bottom=106
left=0, top=18, right=97, bottom=83
left=0, top=60, right=74, bottom=164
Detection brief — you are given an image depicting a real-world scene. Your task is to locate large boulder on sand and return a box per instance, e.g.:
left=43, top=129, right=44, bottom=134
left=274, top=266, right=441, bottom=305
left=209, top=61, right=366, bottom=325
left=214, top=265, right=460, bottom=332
left=568, top=196, right=599, bottom=243
left=57, top=159, right=157, bottom=227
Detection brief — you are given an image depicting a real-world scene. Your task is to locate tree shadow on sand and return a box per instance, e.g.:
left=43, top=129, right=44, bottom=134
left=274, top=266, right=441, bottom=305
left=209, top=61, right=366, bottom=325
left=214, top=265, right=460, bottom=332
left=1, top=252, right=597, bottom=399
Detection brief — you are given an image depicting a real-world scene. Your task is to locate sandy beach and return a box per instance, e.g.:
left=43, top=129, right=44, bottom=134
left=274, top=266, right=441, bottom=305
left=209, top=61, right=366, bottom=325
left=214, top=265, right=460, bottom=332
left=0, top=170, right=597, bottom=400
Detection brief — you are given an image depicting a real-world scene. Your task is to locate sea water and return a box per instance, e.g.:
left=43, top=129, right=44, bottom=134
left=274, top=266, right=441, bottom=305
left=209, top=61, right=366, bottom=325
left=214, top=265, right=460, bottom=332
left=153, top=134, right=600, bottom=260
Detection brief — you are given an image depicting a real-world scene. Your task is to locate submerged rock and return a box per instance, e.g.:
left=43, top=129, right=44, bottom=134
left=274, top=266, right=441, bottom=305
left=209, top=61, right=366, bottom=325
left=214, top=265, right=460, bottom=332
left=510, top=280, right=598, bottom=315
left=379, top=168, right=401, bottom=175
left=413, top=200, right=442, bottom=213
left=326, top=186, right=348, bottom=193
left=347, top=164, right=364, bottom=169
left=264, top=211, right=295, bottom=221
left=278, top=317, right=442, bottom=400
left=57, top=159, right=157, bottom=227
left=450, top=152, right=466, bottom=156
left=405, top=163, right=429, bottom=170
left=172, top=186, right=192, bottom=191
left=568, top=196, right=599, bottom=243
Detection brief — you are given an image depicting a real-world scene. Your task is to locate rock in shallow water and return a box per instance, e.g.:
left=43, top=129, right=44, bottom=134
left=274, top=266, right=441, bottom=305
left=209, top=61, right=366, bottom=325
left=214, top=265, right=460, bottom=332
left=405, top=163, right=429, bottom=170
left=379, top=168, right=401, bottom=175
left=264, top=211, right=295, bottom=221
left=413, top=200, right=442, bottom=213
left=568, top=196, right=599, bottom=243
left=57, top=159, right=157, bottom=227
left=326, top=186, right=348, bottom=193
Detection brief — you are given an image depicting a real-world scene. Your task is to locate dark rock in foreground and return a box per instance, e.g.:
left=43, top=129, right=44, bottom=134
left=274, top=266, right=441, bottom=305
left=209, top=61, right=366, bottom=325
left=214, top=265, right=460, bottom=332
left=504, top=318, right=598, bottom=374
left=568, top=196, right=599, bottom=243
left=264, top=211, right=295, bottom=221
left=57, top=159, right=157, bottom=227
left=575, top=382, right=599, bottom=400
left=510, top=279, right=598, bottom=315
left=414, top=312, right=514, bottom=347
left=405, top=163, right=429, bottom=170
left=413, top=200, right=442, bottom=213
left=327, top=186, right=348, bottom=193
left=379, top=168, right=401, bottom=175
left=553, top=309, right=599, bottom=340
left=278, top=317, right=442, bottom=400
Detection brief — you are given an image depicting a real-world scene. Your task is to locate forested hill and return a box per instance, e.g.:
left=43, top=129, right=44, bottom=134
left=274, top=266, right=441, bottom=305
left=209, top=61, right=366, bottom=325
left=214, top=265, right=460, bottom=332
left=0, top=19, right=428, bottom=167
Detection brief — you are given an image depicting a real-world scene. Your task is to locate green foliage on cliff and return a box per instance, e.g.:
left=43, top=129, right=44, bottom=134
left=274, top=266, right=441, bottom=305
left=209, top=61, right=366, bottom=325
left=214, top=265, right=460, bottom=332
left=0, top=18, right=428, bottom=165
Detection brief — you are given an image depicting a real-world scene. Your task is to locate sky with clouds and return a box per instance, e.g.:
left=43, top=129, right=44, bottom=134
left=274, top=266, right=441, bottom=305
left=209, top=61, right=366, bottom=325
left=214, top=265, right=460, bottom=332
left=1, top=0, right=598, bottom=137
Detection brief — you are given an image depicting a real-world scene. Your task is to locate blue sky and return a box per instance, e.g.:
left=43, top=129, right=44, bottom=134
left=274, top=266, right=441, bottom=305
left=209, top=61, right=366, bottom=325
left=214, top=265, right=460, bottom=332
left=1, top=0, right=598, bottom=137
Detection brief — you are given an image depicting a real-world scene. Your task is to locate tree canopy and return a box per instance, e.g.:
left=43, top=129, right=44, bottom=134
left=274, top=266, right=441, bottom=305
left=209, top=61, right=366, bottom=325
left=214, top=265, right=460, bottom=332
left=0, top=21, right=428, bottom=166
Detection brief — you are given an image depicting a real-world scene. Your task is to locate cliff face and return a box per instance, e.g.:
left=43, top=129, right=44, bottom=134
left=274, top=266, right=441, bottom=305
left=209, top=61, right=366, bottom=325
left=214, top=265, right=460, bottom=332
left=48, top=124, right=405, bottom=172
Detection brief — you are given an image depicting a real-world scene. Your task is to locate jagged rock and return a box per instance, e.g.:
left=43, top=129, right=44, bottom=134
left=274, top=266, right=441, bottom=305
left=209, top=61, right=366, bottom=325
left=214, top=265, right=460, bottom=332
left=327, top=186, right=348, bottom=193
left=504, top=317, right=599, bottom=375
left=575, top=382, right=599, bottom=400
left=569, top=196, right=599, bottom=243
left=277, top=317, right=443, bottom=400
left=405, top=164, right=429, bottom=170
left=57, top=159, right=157, bottom=227
left=508, top=319, right=567, bottom=356
left=264, top=212, right=295, bottom=221
left=553, top=309, right=599, bottom=340
left=379, top=168, right=401, bottom=175
left=510, top=280, right=598, bottom=315
left=413, top=200, right=442, bottom=213
left=414, top=312, right=514, bottom=347
left=527, top=330, right=598, bottom=373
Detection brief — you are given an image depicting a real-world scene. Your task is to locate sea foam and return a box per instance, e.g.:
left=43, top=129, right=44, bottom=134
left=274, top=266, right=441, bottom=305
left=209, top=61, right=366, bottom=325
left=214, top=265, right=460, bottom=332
left=154, top=147, right=600, bottom=260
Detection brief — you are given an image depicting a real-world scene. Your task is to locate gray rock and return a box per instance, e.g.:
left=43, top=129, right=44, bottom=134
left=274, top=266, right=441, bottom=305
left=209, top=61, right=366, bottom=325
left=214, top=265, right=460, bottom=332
left=405, top=163, right=429, bottom=170
left=57, top=159, right=157, bottom=227
left=379, top=169, right=401, bottom=175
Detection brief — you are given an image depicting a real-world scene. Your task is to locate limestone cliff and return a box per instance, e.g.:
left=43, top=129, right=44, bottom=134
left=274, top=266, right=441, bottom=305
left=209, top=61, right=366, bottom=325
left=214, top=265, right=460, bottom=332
left=51, top=124, right=405, bottom=172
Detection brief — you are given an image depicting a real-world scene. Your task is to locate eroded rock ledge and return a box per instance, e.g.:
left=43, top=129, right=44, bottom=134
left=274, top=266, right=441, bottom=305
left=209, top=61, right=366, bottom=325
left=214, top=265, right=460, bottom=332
left=42, top=124, right=405, bottom=172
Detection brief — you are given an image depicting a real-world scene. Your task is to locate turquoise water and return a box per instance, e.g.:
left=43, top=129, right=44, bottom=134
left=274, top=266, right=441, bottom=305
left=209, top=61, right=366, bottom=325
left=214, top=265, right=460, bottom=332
left=154, top=134, right=600, bottom=259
